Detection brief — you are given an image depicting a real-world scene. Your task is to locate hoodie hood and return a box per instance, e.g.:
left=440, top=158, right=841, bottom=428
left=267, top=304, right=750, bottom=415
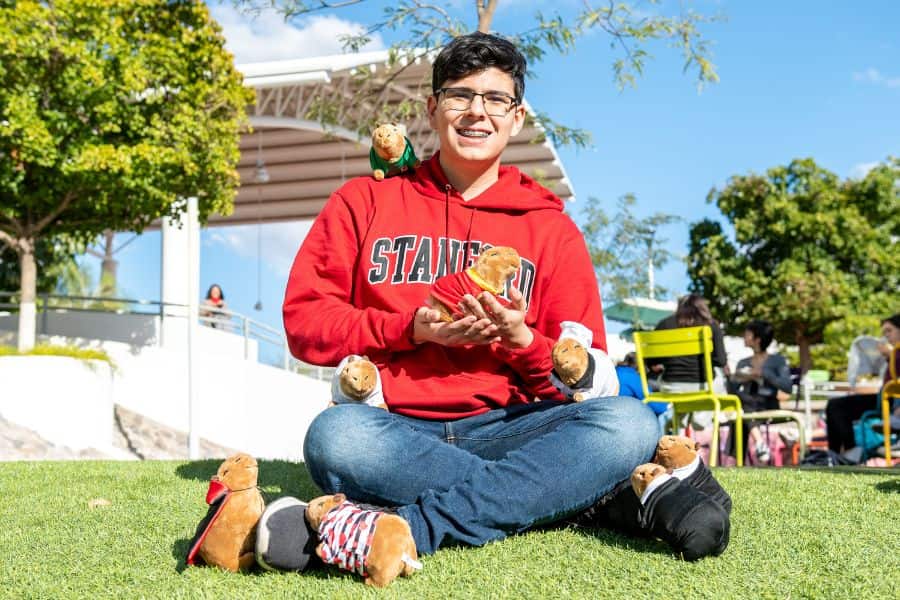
left=411, top=153, right=564, bottom=212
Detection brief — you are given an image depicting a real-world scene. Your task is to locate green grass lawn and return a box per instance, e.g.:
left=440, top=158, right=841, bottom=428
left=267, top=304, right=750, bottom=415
left=1, top=460, right=897, bottom=599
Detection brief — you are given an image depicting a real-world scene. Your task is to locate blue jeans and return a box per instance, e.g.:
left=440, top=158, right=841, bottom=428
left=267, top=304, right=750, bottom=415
left=303, top=396, right=658, bottom=554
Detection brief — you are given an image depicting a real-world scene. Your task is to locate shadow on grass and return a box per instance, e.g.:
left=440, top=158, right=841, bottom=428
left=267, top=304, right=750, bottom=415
left=874, top=479, right=900, bottom=494
left=534, top=520, right=673, bottom=558
left=174, top=459, right=321, bottom=501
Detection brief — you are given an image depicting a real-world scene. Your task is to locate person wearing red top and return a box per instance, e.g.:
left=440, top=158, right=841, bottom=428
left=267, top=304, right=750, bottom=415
left=281, top=33, right=660, bottom=559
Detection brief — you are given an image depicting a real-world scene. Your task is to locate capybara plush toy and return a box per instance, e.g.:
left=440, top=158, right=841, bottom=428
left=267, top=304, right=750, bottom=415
left=428, top=246, right=521, bottom=323
left=369, top=123, right=420, bottom=180
left=306, top=493, right=421, bottom=588
left=330, top=354, right=387, bottom=409
left=186, top=453, right=265, bottom=572
left=549, top=321, right=619, bottom=401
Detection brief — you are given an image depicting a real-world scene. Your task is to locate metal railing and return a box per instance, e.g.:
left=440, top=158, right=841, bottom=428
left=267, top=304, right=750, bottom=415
left=0, top=291, right=331, bottom=380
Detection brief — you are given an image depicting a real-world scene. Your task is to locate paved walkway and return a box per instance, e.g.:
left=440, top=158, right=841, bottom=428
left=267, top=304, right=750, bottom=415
left=0, top=405, right=237, bottom=461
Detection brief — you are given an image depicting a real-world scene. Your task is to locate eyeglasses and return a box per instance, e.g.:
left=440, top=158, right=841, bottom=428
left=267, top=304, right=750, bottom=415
left=435, top=87, right=517, bottom=117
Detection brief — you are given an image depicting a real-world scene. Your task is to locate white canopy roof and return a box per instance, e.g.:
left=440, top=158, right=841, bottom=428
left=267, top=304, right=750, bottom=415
left=213, top=49, right=575, bottom=226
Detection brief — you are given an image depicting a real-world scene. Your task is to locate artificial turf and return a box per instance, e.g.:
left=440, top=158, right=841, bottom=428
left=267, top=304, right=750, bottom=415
left=1, top=460, right=897, bottom=599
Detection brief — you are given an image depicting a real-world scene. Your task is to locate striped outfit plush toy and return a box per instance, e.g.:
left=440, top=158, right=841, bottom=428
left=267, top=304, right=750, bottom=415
left=306, top=494, right=421, bottom=588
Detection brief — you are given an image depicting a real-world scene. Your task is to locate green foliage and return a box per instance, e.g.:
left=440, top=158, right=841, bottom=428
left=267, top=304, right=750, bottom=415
left=0, top=0, right=254, bottom=244
left=0, top=236, right=78, bottom=294
left=0, top=342, right=114, bottom=367
left=784, top=315, right=884, bottom=379
left=688, top=157, right=899, bottom=367
left=581, top=193, right=681, bottom=302
left=246, top=0, right=719, bottom=147
left=0, top=461, right=897, bottom=598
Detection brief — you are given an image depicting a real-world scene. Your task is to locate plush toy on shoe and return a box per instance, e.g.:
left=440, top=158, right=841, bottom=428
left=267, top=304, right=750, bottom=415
left=305, top=493, right=422, bottom=588
left=427, top=246, right=521, bottom=323
left=186, top=453, right=266, bottom=572
left=331, top=354, right=386, bottom=409
left=370, top=123, right=420, bottom=181
left=549, top=321, right=619, bottom=401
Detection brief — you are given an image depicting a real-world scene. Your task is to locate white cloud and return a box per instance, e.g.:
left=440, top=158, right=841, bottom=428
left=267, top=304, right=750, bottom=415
left=852, top=67, right=900, bottom=89
left=206, top=220, right=314, bottom=278
left=210, top=4, right=385, bottom=64
left=849, top=161, right=879, bottom=180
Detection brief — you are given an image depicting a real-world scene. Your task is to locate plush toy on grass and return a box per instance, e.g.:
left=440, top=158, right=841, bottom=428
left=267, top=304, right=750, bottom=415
left=306, top=493, right=422, bottom=588
left=186, top=452, right=265, bottom=572
left=428, top=246, right=521, bottom=323
left=330, top=354, right=386, bottom=409
left=370, top=123, right=420, bottom=181
left=549, top=321, right=619, bottom=402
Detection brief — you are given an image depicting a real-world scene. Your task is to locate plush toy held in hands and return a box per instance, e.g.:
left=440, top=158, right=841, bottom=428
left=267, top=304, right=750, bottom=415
left=549, top=321, right=619, bottom=401
left=186, top=453, right=266, bottom=572
left=306, top=493, right=422, bottom=588
left=330, top=354, right=386, bottom=409
left=370, top=123, right=420, bottom=181
left=428, top=246, right=521, bottom=323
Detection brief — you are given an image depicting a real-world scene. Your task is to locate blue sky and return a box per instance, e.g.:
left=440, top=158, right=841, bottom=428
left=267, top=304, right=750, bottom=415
left=94, top=0, right=899, bottom=339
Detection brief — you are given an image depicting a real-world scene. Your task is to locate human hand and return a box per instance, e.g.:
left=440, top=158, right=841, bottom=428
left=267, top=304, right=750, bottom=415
left=457, top=287, right=533, bottom=349
left=411, top=306, right=500, bottom=346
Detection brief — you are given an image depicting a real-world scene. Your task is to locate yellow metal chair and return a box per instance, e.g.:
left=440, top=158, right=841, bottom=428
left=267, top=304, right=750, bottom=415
left=633, top=325, right=743, bottom=467
left=880, top=344, right=900, bottom=462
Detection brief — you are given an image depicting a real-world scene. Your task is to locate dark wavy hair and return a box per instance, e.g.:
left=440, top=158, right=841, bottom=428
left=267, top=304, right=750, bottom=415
left=432, top=32, right=526, bottom=103
left=882, top=313, right=900, bottom=329
left=744, top=319, right=775, bottom=351
left=205, top=283, right=224, bottom=301
left=675, top=293, right=714, bottom=327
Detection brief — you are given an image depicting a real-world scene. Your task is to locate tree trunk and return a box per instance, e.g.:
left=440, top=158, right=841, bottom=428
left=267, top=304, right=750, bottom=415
left=476, top=0, right=498, bottom=32
left=17, top=237, right=37, bottom=351
left=796, top=332, right=812, bottom=375
left=99, top=229, right=117, bottom=297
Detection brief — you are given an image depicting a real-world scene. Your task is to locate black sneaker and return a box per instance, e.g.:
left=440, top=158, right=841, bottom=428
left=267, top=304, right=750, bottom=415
left=681, top=460, right=733, bottom=515
left=569, top=479, right=648, bottom=539
left=640, top=478, right=730, bottom=561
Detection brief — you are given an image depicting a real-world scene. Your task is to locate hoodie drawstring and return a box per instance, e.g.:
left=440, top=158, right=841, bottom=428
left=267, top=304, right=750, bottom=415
left=443, top=183, right=478, bottom=274
left=444, top=184, right=451, bottom=276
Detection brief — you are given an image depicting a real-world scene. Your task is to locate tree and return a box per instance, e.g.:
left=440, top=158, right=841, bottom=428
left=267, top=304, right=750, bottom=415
left=581, top=194, right=681, bottom=308
left=0, top=0, right=254, bottom=350
left=245, top=0, right=719, bottom=145
left=0, top=237, right=76, bottom=296
left=687, top=157, right=899, bottom=372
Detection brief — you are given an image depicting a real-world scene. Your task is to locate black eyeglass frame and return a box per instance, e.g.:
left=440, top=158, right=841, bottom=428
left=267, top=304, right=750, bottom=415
left=434, top=87, right=519, bottom=116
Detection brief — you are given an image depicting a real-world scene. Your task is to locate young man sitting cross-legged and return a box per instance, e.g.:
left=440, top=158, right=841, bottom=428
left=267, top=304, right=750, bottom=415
left=266, top=32, right=731, bottom=572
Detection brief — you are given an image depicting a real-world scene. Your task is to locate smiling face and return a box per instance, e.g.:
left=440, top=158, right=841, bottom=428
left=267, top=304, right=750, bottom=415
left=427, top=67, right=526, bottom=178
left=883, top=320, right=900, bottom=346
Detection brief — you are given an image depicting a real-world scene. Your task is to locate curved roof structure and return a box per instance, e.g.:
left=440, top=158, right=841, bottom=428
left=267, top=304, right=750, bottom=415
left=215, top=49, right=574, bottom=226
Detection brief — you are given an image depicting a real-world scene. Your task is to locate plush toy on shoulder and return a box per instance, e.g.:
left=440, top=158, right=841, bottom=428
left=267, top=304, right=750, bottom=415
left=370, top=123, right=420, bottom=181
left=549, top=321, right=619, bottom=402
left=331, top=354, right=386, bottom=409
left=186, top=453, right=266, bottom=572
left=428, top=246, right=521, bottom=323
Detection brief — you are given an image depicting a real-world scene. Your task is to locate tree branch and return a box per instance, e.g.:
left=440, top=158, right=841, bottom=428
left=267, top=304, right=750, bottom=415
left=31, top=190, right=77, bottom=236
left=0, top=229, right=18, bottom=253
left=476, top=0, right=499, bottom=33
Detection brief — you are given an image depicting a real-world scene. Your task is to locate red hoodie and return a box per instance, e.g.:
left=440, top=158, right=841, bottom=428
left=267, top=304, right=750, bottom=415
left=283, top=154, right=606, bottom=419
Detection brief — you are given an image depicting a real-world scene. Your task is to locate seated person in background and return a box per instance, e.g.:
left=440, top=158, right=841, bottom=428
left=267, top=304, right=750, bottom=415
left=200, top=283, right=229, bottom=328
left=647, top=294, right=727, bottom=394
left=826, top=314, right=900, bottom=453
left=646, top=294, right=727, bottom=433
left=726, top=319, right=793, bottom=462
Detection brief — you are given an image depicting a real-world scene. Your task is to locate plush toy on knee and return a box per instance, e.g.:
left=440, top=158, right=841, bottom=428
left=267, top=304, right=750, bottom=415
left=306, top=493, right=422, bottom=588
left=549, top=321, right=619, bottom=402
left=428, top=246, right=521, bottom=323
left=331, top=355, right=386, bottom=409
left=370, top=123, right=420, bottom=181
left=186, top=453, right=266, bottom=572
